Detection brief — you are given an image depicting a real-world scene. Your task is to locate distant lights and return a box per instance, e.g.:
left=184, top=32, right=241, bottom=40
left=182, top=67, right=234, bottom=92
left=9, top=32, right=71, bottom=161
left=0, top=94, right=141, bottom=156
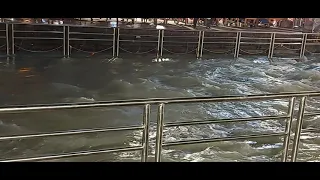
left=110, top=21, right=117, bottom=28
left=156, top=25, right=165, bottom=30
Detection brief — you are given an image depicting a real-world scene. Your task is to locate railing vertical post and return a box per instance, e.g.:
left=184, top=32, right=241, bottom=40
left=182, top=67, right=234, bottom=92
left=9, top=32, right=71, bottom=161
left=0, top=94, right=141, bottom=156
left=157, top=30, right=161, bottom=59
left=281, top=97, right=296, bottom=162
left=160, top=30, right=164, bottom=58
left=11, top=24, right=14, bottom=55
left=196, top=31, right=201, bottom=58
left=5, top=23, right=9, bottom=56
left=199, top=31, right=204, bottom=58
left=141, top=104, right=151, bottom=162
left=291, top=96, right=307, bottom=162
left=236, top=32, right=241, bottom=58
left=234, top=32, right=240, bottom=58
left=116, top=28, right=120, bottom=57
left=66, top=26, right=70, bottom=58
left=268, top=33, right=272, bottom=59
left=155, top=103, right=165, bottom=162
left=299, top=33, right=307, bottom=58
left=271, top=33, right=276, bottom=58
left=63, top=26, right=66, bottom=57
left=112, top=28, right=116, bottom=58
left=268, top=33, right=275, bottom=59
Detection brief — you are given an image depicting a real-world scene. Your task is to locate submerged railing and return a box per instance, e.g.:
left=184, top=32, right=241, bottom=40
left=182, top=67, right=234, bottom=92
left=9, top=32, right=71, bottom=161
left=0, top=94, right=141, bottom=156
left=0, top=91, right=319, bottom=162
left=1, top=22, right=320, bottom=60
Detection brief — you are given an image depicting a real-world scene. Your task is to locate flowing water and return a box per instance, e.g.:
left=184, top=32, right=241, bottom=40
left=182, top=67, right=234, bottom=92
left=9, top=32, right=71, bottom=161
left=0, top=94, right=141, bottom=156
left=0, top=54, right=320, bottom=162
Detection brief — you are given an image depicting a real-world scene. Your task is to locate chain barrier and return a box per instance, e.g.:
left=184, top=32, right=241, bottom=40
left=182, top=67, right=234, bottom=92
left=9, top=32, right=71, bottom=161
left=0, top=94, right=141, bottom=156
left=14, top=45, right=63, bottom=53
left=70, top=46, right=113, bottom=54
left=162, top=42, right=196, bottom=55
left=239, top=48, right=269, bottom=55
left=203, top=48, right=234, bottom=54
left=305, top=49, right=320, bottom=55
left=281, top=45, right=301, bottom=51
left=0, top=44, right=6, bottom=50
left=119, top=46, right=157, bottom=54
left=163, top=47, right=197, bottom=54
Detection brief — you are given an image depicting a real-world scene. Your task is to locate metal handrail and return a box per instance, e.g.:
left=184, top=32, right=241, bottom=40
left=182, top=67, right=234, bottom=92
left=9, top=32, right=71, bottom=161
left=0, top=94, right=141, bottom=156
left=14, top=30, right=63, bottom=34
left=69, top=32, right=113, bottom=36
left=0, top=91, right=319, bottom=162
left=152, top=92, right=317, bottom=162
left=2, top=146, right=143, bottom=162
left=164, top=115, right=289, bottom=127
left=1, top=91, right=320, bottom=113
left=4, top=22, right=320, bottom=58
left=0, top=125, right=143, bottom=141
left=0, top=104, right=151, bottom=162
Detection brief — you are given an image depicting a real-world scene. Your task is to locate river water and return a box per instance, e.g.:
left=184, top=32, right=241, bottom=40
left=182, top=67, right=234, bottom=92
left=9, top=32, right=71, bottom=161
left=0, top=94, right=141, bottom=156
left=0, top=54, right=319, bottom=162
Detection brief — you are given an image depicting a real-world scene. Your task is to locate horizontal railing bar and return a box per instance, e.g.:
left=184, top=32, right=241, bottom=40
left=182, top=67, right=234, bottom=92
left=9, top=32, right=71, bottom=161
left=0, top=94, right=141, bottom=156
left=69, top=32, right=113, bottom=36
left=0, top=125, right=143, bottom=141
left=121, top=27, right=159, bottom=31
left=274, top=38, right=303, bottom=40
left=0, top=30, right=5, bottom=32
left=14, top=37, right=63, bottom=40
left=163, top=36, right=199, bottom=38
left=204, top=37, right=236, bottom=39
left=0, top=36, right=5, bottom=39
left=14, top=30, right=63, bottom=34
left=264, top=32, right=302, bottom=35
left=163, top=133, right=285, bottom=147
left=305, top=33, right=320, bottom=35
left=305, top=43, right=320, bottom=45
left=240, top=37, right=271, bottom=40
left=164, top=115, right=288, bottom=127
left=119, top=40, right=158, bottom=43
left=301, top=128, right=320, bottom=133
left=205, top=31, right=237, bottom=33
left=306, top=39, right=320, bottom=41
left=68, top=24, right=113, bottom=29
left=161, top=29, right=199, bottom=33
left=203, top=42, right=235, bottom=44
left=241, top=31, right=302, bottom=35
left=120, top=34, right=158, bottom=37
left=9, top=22, right=65, bottom=27
left=0, top=146, right=143, bottom=162
left=69, top=38, right=113, bottom=41
left=162, top=41, right=198, bottom=44
left=0, top=91, right=319, bottom=113
left=304, top=112, right=320, bottom=117
left=274, top=43, right=302, bottom=45
left=240, top=42, right=271, bottom=45
left=240, top=32, right=272, bottom=34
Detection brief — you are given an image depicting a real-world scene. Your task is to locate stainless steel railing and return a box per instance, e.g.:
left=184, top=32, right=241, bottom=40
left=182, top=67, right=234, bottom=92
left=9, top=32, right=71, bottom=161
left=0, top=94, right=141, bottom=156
left=0, top=91, right=320, bottom=162
left=0, top=23, right=7, bottom=55
left=0, top=104, right=151, bottom=162
left=2, top=22, right=320, bottom=59
left=153, top=92, right=318, bottom=162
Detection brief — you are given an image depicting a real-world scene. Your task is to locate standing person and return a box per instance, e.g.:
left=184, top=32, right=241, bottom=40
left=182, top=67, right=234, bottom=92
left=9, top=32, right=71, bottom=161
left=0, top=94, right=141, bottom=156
left=212, top=18, right=216, bottom=26
left=193, top=18, right=199, bottom=28
left=154, top=18, right=157, bottom=25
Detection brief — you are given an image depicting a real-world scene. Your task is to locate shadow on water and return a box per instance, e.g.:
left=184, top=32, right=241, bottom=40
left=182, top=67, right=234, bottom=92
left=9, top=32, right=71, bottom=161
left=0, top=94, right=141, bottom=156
left=0, top=54, right=320, bottom=161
